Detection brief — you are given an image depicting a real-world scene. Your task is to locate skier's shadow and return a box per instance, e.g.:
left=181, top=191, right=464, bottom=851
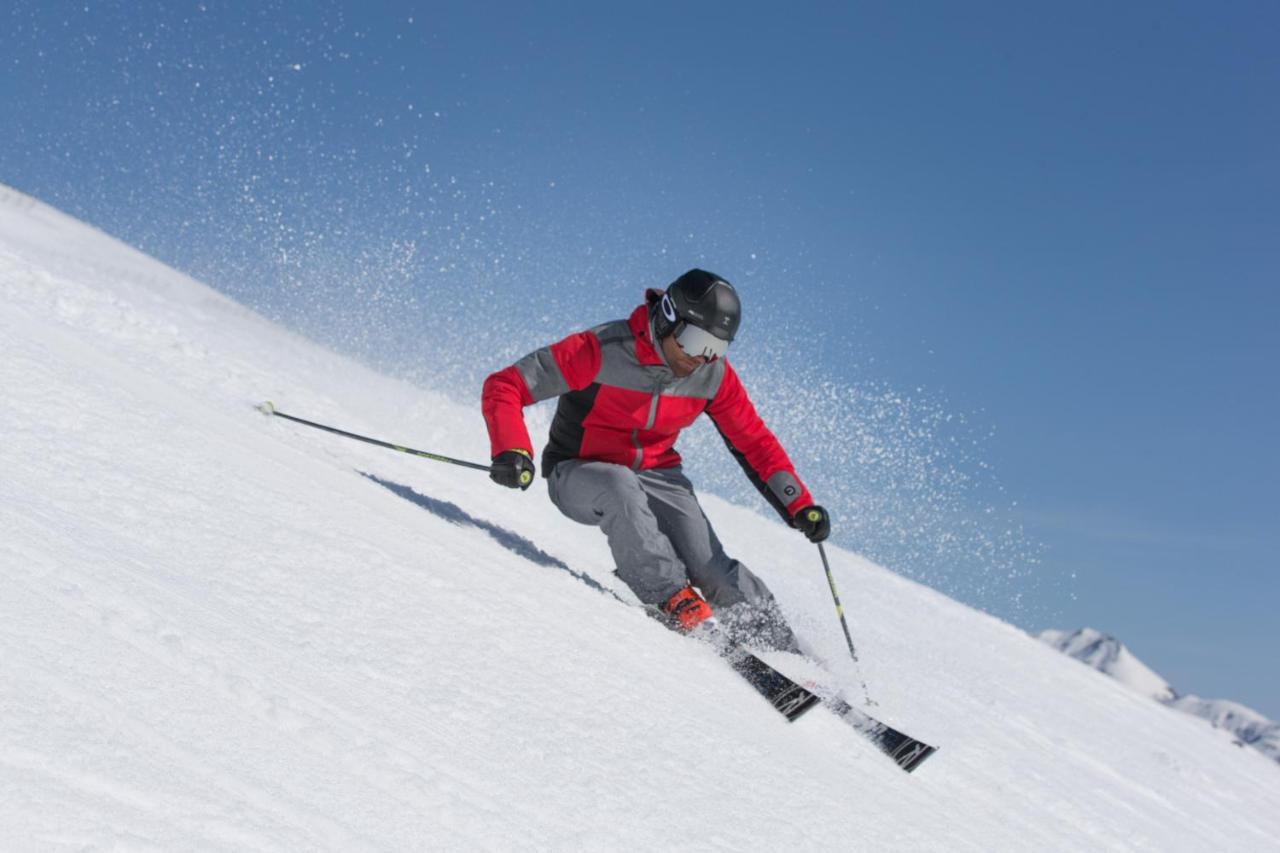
left=361, top=472, right=614, bottom=596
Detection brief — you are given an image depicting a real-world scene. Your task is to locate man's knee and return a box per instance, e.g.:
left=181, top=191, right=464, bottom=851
left=694, top=558, right=774, bottom=608
left=550, top=461, right=646, bottom=526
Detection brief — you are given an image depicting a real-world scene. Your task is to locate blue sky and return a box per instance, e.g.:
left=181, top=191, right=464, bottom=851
left=3, top=1, right=1277, bottom=715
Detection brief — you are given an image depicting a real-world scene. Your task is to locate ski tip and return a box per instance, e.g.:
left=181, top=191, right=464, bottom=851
left=894, top=742, right=939, bottom=774
left=256, top=400, right=276, bottom=416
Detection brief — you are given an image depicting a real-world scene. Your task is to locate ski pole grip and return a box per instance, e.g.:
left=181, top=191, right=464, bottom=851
left=519, top=470, right=534, bottom=486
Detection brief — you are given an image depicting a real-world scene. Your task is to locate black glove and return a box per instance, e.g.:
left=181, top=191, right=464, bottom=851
left=793, top=505, right=831, bottom=543
left=490, top=449, right=536, bottom=490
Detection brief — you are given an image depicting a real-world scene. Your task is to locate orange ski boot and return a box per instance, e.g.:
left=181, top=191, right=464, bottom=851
left=663, top=586, right=713, bottom=633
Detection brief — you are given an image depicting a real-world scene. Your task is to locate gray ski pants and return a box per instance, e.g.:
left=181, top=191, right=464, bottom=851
left=547, top=459, right=778, bottom=610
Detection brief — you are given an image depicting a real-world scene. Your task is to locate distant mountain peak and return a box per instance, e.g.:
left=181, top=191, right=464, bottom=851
left=1168, top=695, right=1280, bottom=761
left=1037, top=627, right=1176, bottom=703
left=1039, top=627, right=1279, bottom=767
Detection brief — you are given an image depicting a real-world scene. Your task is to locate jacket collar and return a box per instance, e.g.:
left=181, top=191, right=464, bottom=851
left=627, top=303, right=667, bottom=366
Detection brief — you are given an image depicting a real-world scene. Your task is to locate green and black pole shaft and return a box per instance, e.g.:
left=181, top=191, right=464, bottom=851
left=815, top=535, right=877, bottom=707
left=256, top=401, right=531, bottom=486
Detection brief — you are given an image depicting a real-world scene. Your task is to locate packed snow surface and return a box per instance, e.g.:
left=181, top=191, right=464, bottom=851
left=3, top=183, right=1279, bottom=851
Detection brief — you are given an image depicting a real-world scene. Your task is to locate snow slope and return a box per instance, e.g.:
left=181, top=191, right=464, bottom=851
left=3, top=183, right=1280, bottom=851
left=1041, top=628, right=1280, bottom=766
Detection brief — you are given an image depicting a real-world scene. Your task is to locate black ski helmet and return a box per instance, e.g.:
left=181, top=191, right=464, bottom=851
left=651, top=269, right=741, bottom=345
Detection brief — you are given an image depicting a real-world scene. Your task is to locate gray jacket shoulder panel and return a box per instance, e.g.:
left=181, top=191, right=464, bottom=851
left=595, top=322, right=651, bottom=392
left=515, top=347, right=570, bottom=402
left=593, top=324, right=726, bottom=399
left=590, top=319, right=633, bottom=345
left=517, top=320, right=628, bottom=401
left=523, top=317, right=725, bottom=401
left=664, top=358, right=725, bottom=399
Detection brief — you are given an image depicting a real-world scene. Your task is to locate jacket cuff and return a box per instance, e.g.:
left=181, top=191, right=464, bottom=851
left=766, top=470, right=813, bottom=516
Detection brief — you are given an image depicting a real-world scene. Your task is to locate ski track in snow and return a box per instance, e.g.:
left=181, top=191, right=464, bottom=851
left=3, top=183, right=1280, bottom=851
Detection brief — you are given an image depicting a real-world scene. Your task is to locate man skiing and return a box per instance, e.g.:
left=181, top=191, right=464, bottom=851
left=481, top=269, right=830, bottom=651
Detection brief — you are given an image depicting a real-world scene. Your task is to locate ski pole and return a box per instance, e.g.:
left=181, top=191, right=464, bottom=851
left=816, top=540, right=876, bottom=706
left=255, top=401, right=529, bottom=484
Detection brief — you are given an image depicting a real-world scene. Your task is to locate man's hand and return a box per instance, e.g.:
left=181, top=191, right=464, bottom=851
left=793, top=505, right=831, bottom=543
left=490, top=449, right=535, bottom=490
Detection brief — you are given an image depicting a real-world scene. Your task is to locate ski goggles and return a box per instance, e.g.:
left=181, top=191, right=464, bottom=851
left=673, top=321, right=730, bottom=361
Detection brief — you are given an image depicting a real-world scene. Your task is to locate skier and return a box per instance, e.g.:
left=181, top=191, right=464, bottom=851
left=481, top=269, right=830, bottom=651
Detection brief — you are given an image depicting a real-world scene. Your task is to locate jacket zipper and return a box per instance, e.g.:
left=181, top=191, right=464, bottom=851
left=631, top=382, right=663, bottom=470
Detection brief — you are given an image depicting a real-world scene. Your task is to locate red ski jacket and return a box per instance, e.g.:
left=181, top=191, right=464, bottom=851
left=482, top=298, right=814, bottom=520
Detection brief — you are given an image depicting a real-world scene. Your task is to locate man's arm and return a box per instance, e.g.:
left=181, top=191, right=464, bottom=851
left=705, top=361, right=814, bottom=521
left=481, top=330, right=603, bottom=458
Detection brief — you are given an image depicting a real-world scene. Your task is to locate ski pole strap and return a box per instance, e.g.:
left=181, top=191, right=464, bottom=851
left=256, top=401, right=493, bottom=473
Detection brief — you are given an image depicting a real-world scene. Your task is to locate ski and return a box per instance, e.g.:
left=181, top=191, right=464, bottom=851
left=718, top=642, right=822, bottom=722
left=820, top=694, right=938, bottom=772
left=715, top=638, right=935, bottom=768
left=755, top=650, right=939, bottom=773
